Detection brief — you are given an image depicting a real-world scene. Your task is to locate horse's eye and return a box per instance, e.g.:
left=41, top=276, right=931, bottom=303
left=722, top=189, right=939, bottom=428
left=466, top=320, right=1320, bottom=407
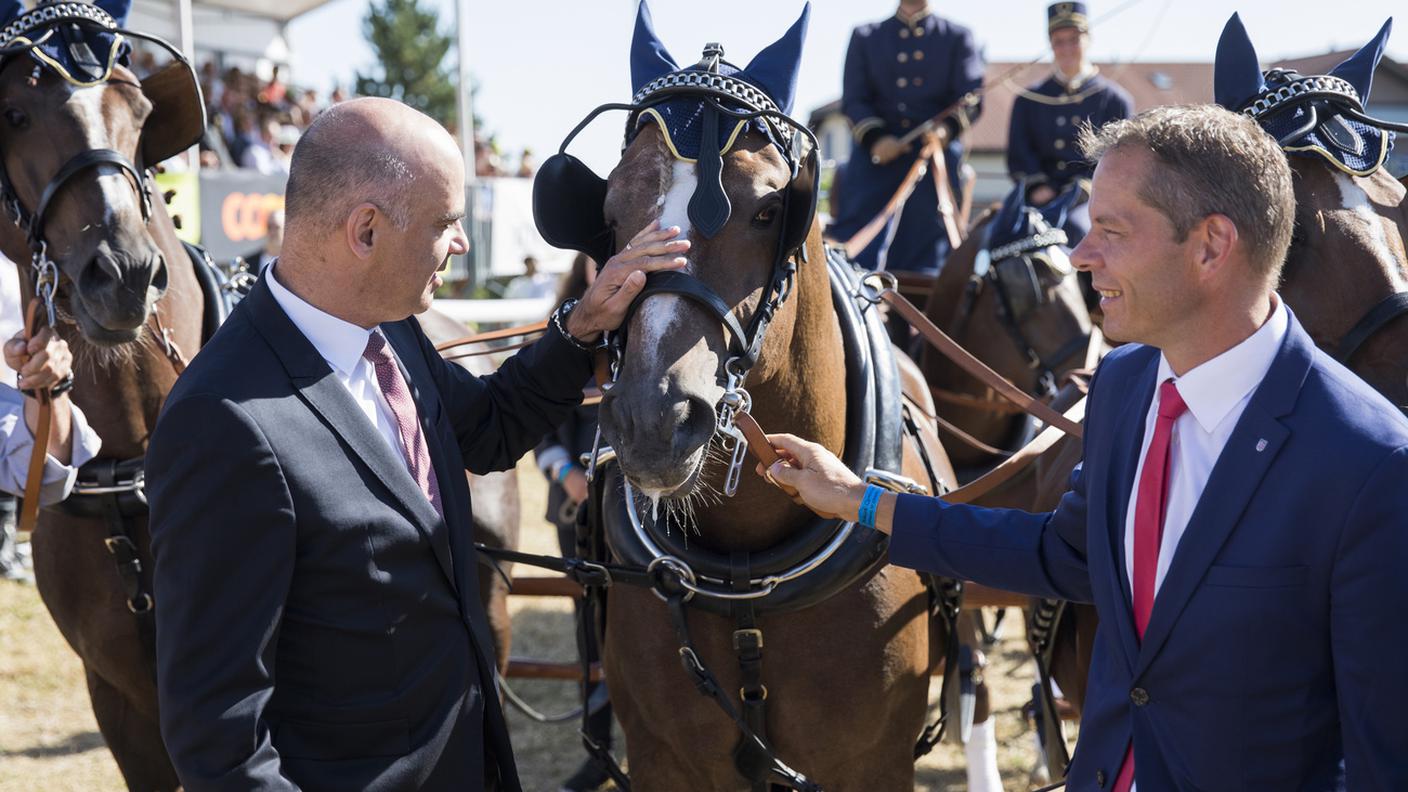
left=3, top=108, right=26, bottom=129
left=753, top=205, right=779, bottom=225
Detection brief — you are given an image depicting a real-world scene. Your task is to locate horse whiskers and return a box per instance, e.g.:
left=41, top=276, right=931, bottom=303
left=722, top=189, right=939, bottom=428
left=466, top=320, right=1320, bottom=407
left=60, top=308, right=151, bottom=372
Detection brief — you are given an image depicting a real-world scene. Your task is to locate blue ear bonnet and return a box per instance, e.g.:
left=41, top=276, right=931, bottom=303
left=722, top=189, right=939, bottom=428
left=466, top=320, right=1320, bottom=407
left=630, top=55, right=785, bottom=162
left=986, top=184, right=1071, bottom=260
left=1215, top=13, right=1395, bottom=177
left=626, top=1, right=808, bottom=162
left=0, top=0, right=133, bottom=87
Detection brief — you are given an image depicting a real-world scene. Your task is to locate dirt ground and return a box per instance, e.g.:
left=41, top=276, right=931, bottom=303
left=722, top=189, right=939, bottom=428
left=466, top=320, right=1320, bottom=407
left=0, top=456, right=1072, bottom=791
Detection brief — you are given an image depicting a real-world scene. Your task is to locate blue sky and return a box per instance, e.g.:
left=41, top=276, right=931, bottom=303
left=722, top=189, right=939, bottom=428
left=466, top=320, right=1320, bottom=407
left=288, top=1, right=1405, bottom=173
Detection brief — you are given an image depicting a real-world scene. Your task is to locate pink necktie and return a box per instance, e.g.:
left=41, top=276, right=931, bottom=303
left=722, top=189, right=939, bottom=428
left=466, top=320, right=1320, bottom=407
left=363, top=332, right=443, bottom=518
left=1114, top=379, right=1188, bottom=792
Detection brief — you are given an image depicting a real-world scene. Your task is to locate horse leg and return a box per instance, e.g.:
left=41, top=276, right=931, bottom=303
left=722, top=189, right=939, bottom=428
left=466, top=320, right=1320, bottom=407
left=958, top=610, right=1002, bottom=792
left=84, top=665, right=180, bottom=791
left=468, top=470, right=519, bottom=676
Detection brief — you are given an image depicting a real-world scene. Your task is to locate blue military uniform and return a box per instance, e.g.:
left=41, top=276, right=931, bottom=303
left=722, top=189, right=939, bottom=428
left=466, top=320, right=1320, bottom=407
left=828, top=6, right=985, bottom=273
left=1006, top=71, right=1133, bottom=195
left=1007, top=2, right=1132, bottom=247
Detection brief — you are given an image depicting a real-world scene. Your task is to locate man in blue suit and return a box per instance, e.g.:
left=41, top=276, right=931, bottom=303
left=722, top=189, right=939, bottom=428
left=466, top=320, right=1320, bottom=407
left=827, top=1, right=985, bottom=273
left=764, top=104, right=1408, bottom=790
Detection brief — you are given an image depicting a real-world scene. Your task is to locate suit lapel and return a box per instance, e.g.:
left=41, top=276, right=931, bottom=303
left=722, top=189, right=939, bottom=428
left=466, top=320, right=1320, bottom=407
left=244, top=276, right=458, bottom=592
left=1133, top=311, right=1315, bottom=678
left=1101, top=351, right=1158, bottom=672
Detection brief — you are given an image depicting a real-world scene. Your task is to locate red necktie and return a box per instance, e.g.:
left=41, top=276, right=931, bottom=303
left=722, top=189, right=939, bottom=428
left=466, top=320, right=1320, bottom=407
left=1113, top=378, right=1187, bottom=792
left=363, top=332, right=444, bottom=518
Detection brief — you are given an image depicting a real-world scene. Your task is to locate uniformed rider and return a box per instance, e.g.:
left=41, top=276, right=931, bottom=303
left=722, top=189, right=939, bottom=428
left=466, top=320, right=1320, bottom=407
left=1007, top=2, right=1133, bottom=216
left=828, top=1, right=985, bottom=274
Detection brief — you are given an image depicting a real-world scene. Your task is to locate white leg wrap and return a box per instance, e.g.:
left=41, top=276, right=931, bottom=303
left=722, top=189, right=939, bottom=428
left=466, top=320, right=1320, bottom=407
left=965, top=717, right=1003, bottom=792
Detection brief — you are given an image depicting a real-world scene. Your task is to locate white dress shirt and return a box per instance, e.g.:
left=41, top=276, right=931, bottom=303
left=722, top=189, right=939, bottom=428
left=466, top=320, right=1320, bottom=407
left=0, top=387, right=101, bottom=504
left=1123, top=295, right=1289, bottom=598
left=0, top=251, right=23, bottom=387
left=266, top=264, right=410, bottom=468
left=1122, top=296, right=1287, bottom=792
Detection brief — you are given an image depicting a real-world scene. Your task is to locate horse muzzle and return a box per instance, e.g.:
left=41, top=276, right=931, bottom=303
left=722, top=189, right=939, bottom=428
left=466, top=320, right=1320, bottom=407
left=70, top=244, right=167, bottom=341
left=599, top=382, right=718, bottom=494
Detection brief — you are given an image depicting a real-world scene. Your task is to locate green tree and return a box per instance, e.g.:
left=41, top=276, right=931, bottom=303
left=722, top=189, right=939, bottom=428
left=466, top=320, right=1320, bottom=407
left=356, top=0, right=459, bottom=128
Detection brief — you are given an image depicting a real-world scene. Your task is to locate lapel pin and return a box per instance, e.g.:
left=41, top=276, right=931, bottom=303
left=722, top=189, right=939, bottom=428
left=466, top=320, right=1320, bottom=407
left=1255, top=438, right=1268, bottom=452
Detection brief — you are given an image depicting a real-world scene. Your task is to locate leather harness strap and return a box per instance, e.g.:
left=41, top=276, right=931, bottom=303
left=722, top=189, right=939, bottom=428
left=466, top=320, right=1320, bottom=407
left=432, top=319, right=549, bottom=353
left=18, top=298, right=52, bottom=536
left=837, top=139, right=941, bottom=259
left=941, top=396, right=1086, bottom=506
left=880, top=287, right=1085, bottom=438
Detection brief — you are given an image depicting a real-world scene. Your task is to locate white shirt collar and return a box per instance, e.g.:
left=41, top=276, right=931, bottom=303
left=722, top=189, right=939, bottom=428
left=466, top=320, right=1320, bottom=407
left=1054, top=63, right=1098, bottom=91
left=266, top=261, right=374, bottom=377
left=1155, top=295, right=1289, bottom=434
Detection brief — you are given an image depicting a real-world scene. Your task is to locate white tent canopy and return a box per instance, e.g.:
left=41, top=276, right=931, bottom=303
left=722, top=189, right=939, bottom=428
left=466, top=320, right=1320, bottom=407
left=130, top=0, right=336, bottom=72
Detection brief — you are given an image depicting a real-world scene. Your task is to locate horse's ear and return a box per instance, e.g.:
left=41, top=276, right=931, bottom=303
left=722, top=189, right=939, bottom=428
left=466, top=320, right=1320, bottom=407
left=1330, top=18, right=1392, bottom=101
left=0, top=0, right=22, bottom=25
left=92, top=0, right=132, bottom=26
left=742, top=3, right=809, bottom=115
left=1214, top=13, right=1266, bottom=110
left=990, top=183, right=1028, bottom=243
left=630, top=0, right=679, bottom=94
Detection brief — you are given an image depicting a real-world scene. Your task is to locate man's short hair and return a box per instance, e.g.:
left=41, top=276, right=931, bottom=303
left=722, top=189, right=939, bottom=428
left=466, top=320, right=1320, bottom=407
left=284, top=111, right=415, bottom=232
left=1079, top=104, right=1295, bottom=281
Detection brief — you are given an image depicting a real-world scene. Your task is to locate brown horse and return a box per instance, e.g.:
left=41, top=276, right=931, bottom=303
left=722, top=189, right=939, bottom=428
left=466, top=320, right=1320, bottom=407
left=919, top=192, right=1099, bottom=475
left=1279, top=161, right=1408, bottom=407
left=0, top=45, right=203, bottom=790
left=596, top=121, right=946, bottom=790
left=547, top=10, right=960, bottom=789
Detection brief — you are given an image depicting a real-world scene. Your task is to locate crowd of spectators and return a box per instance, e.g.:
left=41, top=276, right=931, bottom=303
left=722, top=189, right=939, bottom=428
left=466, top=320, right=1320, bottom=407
left=164, top=54, right=537, bottom=179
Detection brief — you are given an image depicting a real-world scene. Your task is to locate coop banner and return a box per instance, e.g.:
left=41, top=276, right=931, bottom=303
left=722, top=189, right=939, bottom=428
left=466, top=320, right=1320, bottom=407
left=199, top=170, right=288, bottom=261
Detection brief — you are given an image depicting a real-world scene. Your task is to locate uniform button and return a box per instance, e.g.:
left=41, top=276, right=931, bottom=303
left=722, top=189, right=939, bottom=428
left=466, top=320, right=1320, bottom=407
left=1130, top=687, right=1150, bottom=706
left=897, top=52, right=908, bottom=63
left=1096, top=769, right=1107, bottom=787
left=1057, top=161, right=1068, bottom=170
left=1056, top=116, right=1066, bottom=127
left=896, top=77, right=908, bottom=88
left=901, top=119, right=912, bottom=128
left=897, top=102, right=907, bottom=111
left=1054, top=139, right=1066, bottom=150
left=913, top=76, right=924, bottom=87
left=1071, top=115, right=1083, bottom=125
left=913, top=50, right=925, bottom=60
left=899, top=28, right=910, bottom=39
left=914, top=27, right=924, bottom=37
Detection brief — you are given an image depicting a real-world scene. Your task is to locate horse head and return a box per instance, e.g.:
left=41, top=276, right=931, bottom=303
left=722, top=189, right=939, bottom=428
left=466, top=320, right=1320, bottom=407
left=0, top=0, right=202, bottom=346
left=537, top=2, right=821, bottom=503
left=921, top=184, right=1094, bottom=463
left=1217, top=14, right=1408, bottom=407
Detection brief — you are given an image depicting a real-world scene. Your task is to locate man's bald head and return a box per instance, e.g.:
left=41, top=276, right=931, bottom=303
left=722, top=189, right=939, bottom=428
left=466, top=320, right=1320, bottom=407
left=283, top=97, right=462, bottom=237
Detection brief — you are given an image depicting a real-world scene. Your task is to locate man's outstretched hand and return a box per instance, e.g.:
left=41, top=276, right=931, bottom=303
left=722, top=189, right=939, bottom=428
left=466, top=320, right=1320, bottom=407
left=566, top=220, right=689, bottom=342
left=755, top=433, right=869, bottom=522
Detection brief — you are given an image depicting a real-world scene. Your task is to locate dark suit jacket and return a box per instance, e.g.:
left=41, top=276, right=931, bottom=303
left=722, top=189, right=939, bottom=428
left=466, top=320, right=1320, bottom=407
left=148, top=275, right=591, bottom=791
left=890, top=310, right=1408, bottom=791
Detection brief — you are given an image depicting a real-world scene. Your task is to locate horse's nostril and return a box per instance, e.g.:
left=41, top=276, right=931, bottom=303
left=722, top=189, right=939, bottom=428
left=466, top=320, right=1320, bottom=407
left=671, top=396, right=716, bottom=457
left=80, top=251, right=120, bottom=292
left=149, top=253, right=168, bottom=292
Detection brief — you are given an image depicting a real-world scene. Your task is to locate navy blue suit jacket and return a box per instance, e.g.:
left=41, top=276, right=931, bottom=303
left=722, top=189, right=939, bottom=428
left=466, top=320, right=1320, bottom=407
left=890, top=310, right=1408, bottom=791
left=148, top=275, right=592, bottom=791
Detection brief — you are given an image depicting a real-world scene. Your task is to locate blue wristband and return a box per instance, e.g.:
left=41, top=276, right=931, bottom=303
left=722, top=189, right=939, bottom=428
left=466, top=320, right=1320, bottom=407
left=857, top=484, right=883, bottom=529
left=557, top=462, right=577, bottom=483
